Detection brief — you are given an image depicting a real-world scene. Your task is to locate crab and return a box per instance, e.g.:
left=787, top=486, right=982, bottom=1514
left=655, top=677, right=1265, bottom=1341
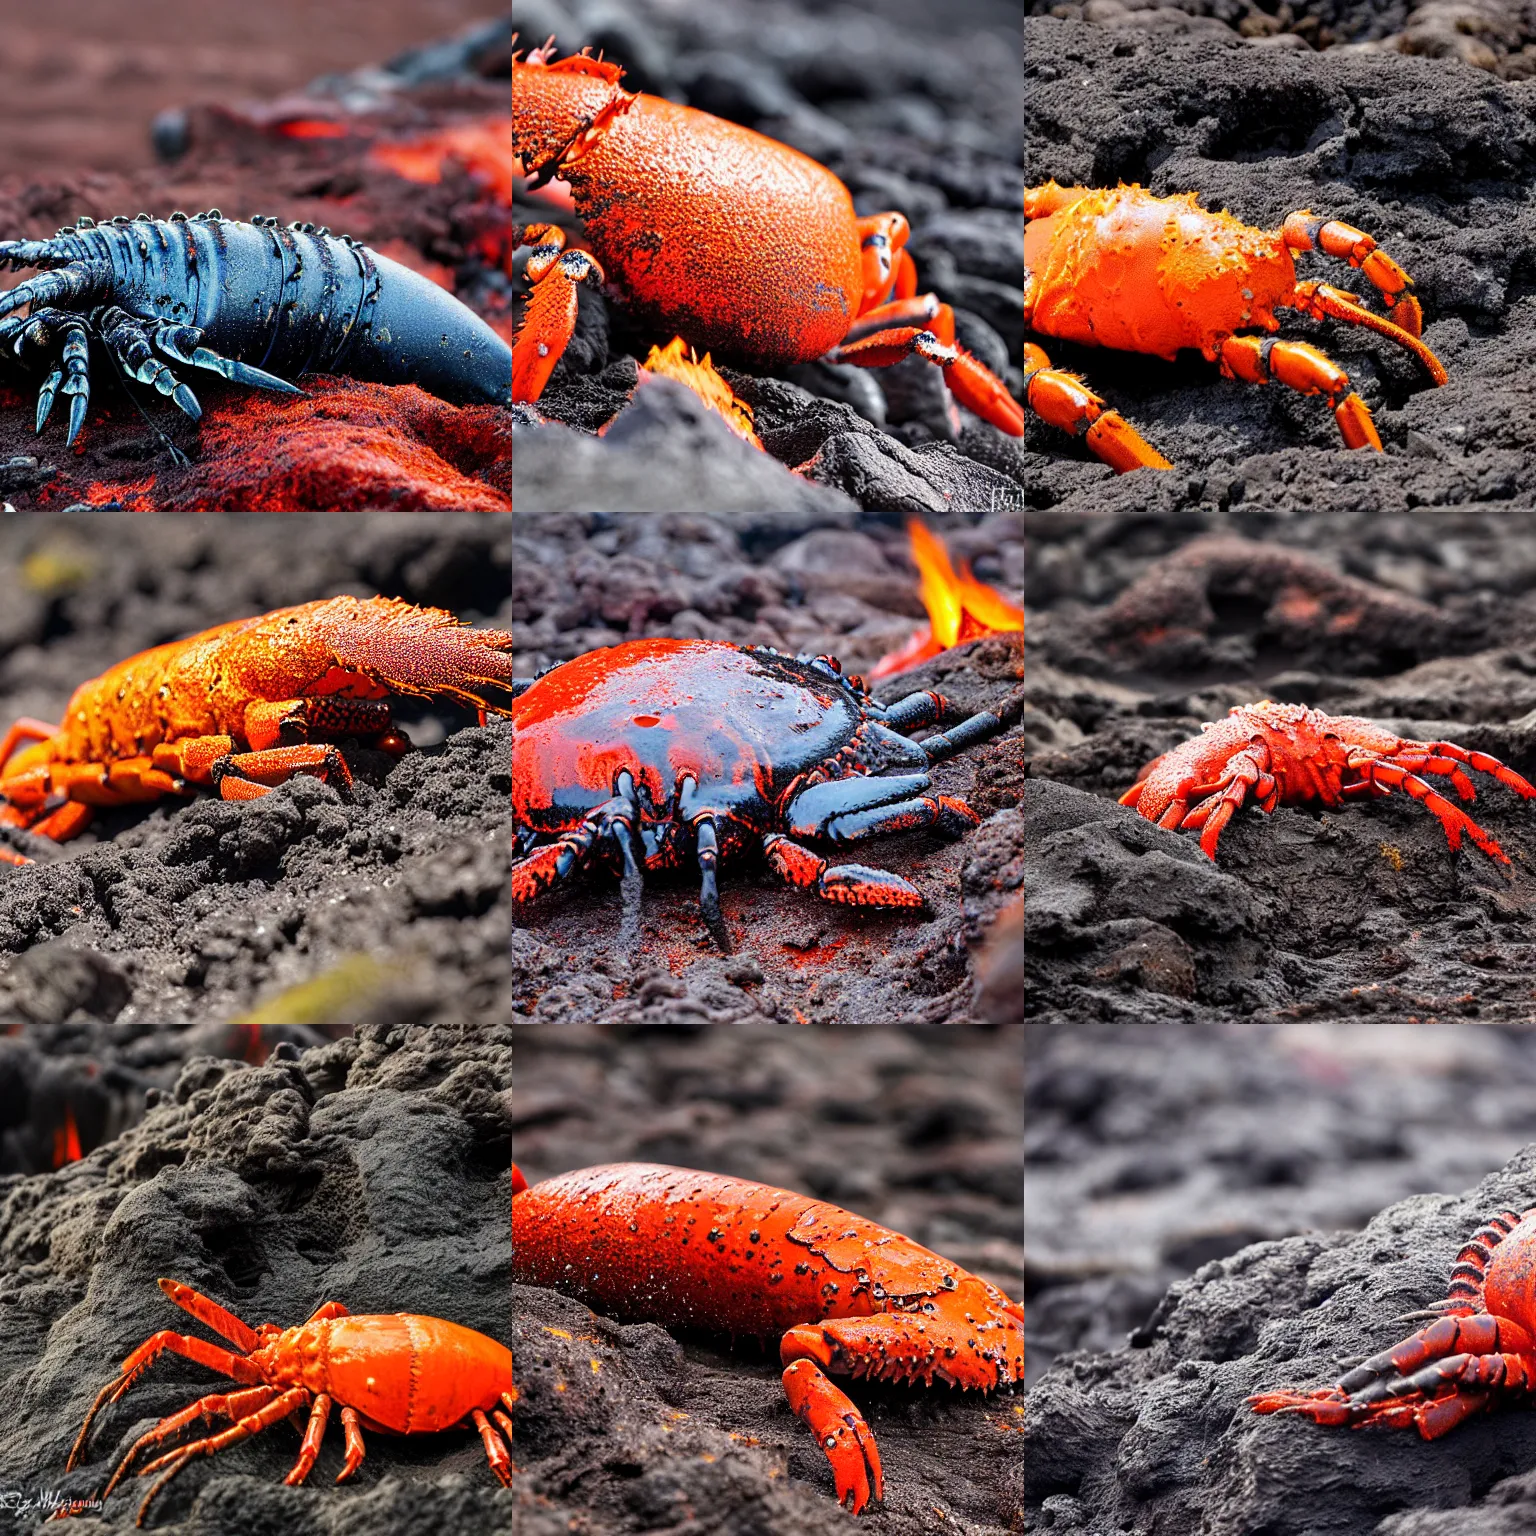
left=513, top=39, right=1025, bottom=438
left=1121, top=701, right=1536, bottom=862
left=1024, top=181, right=1449, bottom=471
left=1250, top=1207, right=1536, bottom=1438
left=510, top=638, right=1020, bottom=948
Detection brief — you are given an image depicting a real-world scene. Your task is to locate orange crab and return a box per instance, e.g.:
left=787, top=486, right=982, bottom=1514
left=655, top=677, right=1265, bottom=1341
left=1023, top=182, right=1449, bottom=471
left=511, top=1162, right=1023, bottom=1515
left=61, top=1278, right=512, bottom=1526
left=0, top=595, right=514, bottom=867
left=512, top=38, right=1025, bottom=438
left=1121, top=701, right=1536, bottom=861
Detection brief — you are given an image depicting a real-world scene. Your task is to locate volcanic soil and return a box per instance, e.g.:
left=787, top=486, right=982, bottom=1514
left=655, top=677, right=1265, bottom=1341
left=0, top=513, right=512, bottom=1028
left=0, top=1020, right=512, bottom=1535
left=512, top=1020, right=1024, bottom=1536
left=1025, top=1020, right=1536, bottom=1535
left=510, top=510, right=1024, bottom=1026
left=512, top=0, right=1027, bottom=516
left=1024, top=18, right=1536, bottom=1022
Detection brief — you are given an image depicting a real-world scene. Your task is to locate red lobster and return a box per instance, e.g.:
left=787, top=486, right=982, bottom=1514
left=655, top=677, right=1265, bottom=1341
left=511, top=1161, right=1023, bottom=1514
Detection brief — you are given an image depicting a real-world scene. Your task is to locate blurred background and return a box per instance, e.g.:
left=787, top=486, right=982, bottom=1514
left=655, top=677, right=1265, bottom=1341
left=0, top=0, right=505, bottom=177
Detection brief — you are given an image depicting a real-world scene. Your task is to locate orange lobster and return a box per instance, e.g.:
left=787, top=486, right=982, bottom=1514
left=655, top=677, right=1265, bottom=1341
left=511, top=1161, right=1023, bottom=1515
left=513, top=38, right=1025, bottom=437
left=1121, top=701, right=1536, bottom=862
left=0, top=596, right=515, bottom=867
left=58, top=1278, right=512, bottom=1525
left=1024, top=182, right=1449, bottom=471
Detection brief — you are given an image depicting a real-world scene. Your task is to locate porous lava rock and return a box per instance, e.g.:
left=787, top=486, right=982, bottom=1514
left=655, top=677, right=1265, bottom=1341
left=0, top=1022, right=511, bottom=1534
left=1027, top=1139, right=1536, bottom=1535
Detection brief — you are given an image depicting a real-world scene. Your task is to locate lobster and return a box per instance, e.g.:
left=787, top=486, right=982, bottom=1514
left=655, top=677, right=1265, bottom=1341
left=511, top=1162, right=1024, bottom=1515
left=513, top=39, right=1025, bottom=438
left=0, top=212, right=513, bottom=445
left=60, top=1277, right=512, bottom=1525
left=0, top=595, right=515, bottom=868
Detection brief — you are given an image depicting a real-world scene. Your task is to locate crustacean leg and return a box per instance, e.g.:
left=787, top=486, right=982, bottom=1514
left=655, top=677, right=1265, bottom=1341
left=1019, top=342, right=1172, bottom=473
left=1120, top=744, right=1275, bottom=860
left=1250, top=1210, right=1536, bottom=1438
left=512, top=224, right=605, bottom=404
left=1279, top=212, right=1436, bottom=341
left=1215, top=335, right=1385, bottom=452
left=511, top=770, right=642, bottom=905
left=781, top=1358, right=883, bottom=1514
left=826, top=211, right=1025, bottom=436
left=762, top=832, right=926, bottom=909
left=1286, top=282, right=1448, bottom=387
left=1341, top=747, right=1536, bottom=864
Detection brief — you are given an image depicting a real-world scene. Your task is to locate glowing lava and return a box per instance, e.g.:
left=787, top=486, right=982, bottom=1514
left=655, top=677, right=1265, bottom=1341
left=638, top=337, right=762, bottom=449
left=52, top=1106, right=82, bottom=1168
left=870, top=520, right=1023, bottom=680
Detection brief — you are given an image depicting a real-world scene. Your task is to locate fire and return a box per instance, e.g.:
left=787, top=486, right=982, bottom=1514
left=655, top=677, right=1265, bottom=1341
left=638, top=337, right=762, bottom=449
left=52, top=1106, right=82, bottom=1168
left=870, top=520, right=1023, bottom=680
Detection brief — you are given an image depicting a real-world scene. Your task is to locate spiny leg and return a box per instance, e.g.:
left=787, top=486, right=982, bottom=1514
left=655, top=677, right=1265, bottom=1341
left=1215, top=334, right=1382, bottom=452
left=513, top=224, right=604, bottom=404
left=1021, top=342, right=1171, bottom=471
left=1378, top=742, right=1536, bottom=804
left=1174, top=750, right=1266, bottom=858
left=510, top=775, right=640, bottom=908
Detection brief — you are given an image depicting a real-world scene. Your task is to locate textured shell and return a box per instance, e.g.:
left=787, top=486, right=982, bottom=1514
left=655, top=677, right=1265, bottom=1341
left=514, top=52, right=863, bottom=365
left=1484, top=1212, right=1536, bottom=1331
left=24, top=596, right=515, bottom=769
left=511, top=640, right=863, bottom=828
left=14, top=217, right=511, bottom=405
left=258, top=1314, right=512, bottom=1434
left=511, top=1162, right=1021, bottom=1350
left=1026, top=186, right=1295, bottom=359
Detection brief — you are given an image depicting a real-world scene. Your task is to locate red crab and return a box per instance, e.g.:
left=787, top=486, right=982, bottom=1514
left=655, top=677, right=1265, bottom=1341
left=1024, top=182, right=1449, bottom=471
left=512, top=38, right=1025, bottom=436
left=511, top=638, right=1018, bottom=947
left=1121, top=701, right=1536, bottom=861
left=1250, top=1207, right=1536, bottom=1437
left=511, top=1162, right=1024, bottom=1514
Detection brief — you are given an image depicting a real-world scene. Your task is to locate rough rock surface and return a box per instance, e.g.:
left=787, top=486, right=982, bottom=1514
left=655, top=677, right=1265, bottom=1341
left=1024, top=20, right=1536, bottom=1021
left=1027, top=1128, right=1536, bottom=1535
left=511, top=510, right=1023, bottom=1025
left=0, top=1022, right=511, bottom=1534
left=513, top=0, right=1026, bottom=514
left=0, top=514, right=512, bottom=1026
left=512, top=1021, right=1023, bottom=1535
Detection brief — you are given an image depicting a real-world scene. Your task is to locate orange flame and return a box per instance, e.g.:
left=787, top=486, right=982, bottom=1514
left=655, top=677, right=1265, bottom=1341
left=870, top=520, right=1024, bottom=680
left=52, top=1106, right=82, bottom=1168
left=638, top=337, right=762, bottom=449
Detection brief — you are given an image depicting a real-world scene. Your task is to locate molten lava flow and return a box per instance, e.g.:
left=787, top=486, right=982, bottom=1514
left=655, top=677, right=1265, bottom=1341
left=638, top=338, right=762, bottom=449
left=52, top=1106, right=82, bottom=1168
left=870, top=520, right=1024, bottom=680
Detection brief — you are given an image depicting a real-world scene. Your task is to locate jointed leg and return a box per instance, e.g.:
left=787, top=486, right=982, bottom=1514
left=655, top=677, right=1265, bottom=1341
left=1021, top=342, right=1171, bottom=472
left=1351, top=757, right=1513, bottom=862
left=1279, top=212, right=1429, bottom=339
left=1287, top=281, right=1448, bottom=386
left=99, top=1386, right=278, bottom=1500
left=779, top=1355, right=883, bottom=1514
left=763, top=832, right=925, bottom=909
left=784, top=772, right=979, bottom=844
left=472, top=1404, right=513, bottom=1487
left=1215, top=334, right=1382, bottom=452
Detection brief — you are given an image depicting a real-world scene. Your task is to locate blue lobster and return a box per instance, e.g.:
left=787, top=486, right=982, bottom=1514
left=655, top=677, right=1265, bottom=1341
left=0, top=210, right=512, bottom=443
